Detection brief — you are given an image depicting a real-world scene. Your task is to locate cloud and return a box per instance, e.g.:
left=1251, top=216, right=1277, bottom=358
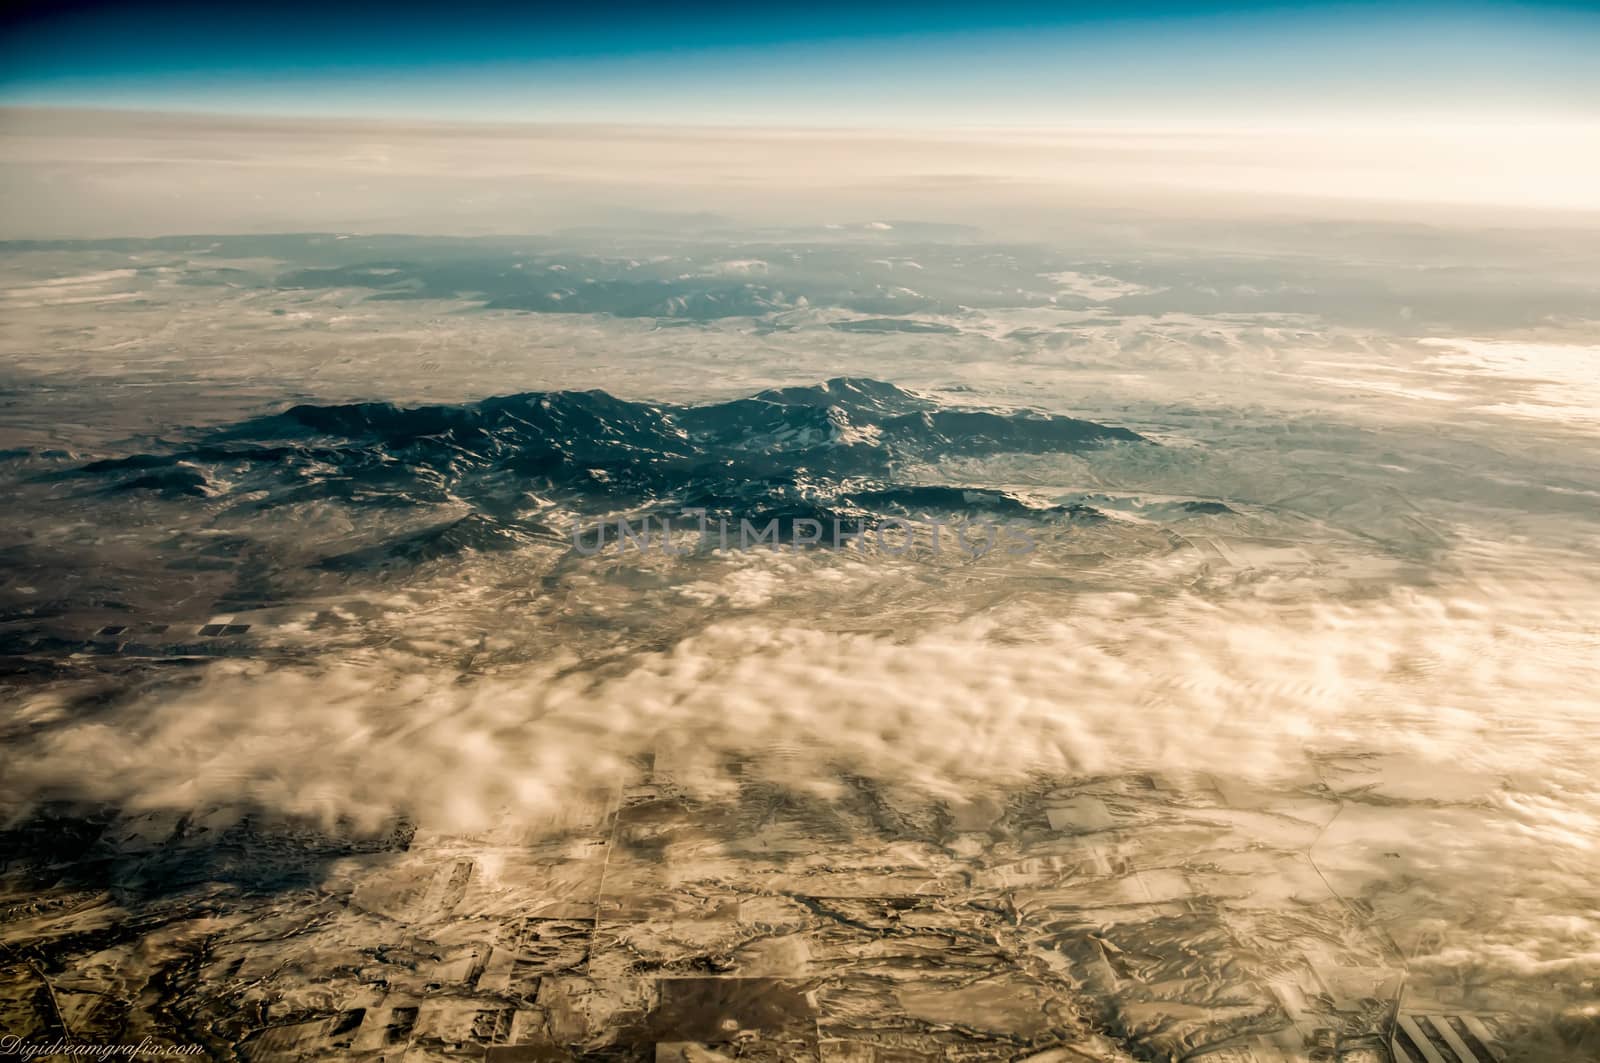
left=4, top=108, right=1600, bottom=238
left=8, top=542, right=1594, bottom=844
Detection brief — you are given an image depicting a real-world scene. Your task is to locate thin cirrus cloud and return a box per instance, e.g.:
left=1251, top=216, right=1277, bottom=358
left=1, top=1, right=1597, bottom=126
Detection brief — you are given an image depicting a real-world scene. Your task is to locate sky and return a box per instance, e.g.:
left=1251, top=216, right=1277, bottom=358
left=3, top=1, right=1598, bottom=235
left=2, top=1, right=1598, bottom=127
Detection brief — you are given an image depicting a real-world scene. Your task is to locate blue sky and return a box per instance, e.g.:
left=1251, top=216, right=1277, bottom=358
left=2, top=1, right=1596, bottom=126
